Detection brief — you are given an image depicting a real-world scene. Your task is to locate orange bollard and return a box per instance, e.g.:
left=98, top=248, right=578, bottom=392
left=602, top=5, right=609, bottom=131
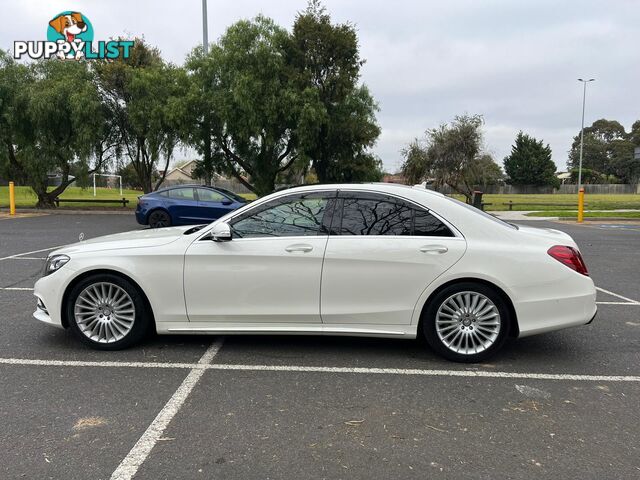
left=577, top=187, right=584, bottom=223
left=9, top=181, right=16, bottom=216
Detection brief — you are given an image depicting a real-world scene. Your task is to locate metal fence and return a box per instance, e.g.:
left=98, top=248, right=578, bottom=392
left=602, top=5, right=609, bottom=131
left=436, top=184, right=640, bottom=195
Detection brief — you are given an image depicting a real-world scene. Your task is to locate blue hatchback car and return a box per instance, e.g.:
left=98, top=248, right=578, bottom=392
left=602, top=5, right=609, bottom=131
left=135, top=185, right=248, bottom=228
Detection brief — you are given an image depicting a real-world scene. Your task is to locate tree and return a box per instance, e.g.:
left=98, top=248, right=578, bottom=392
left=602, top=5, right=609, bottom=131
left=567, top=119, right=636, bottom=183
left=466, top=154, right=504, bottom=187
left=0, top=52, right=107, bottom=207
left=179, top=46, right=220, bottom=186
left=200, top=16, right=303, bottom=196
left=290, top=0, right=380, bottom=183
left=400, top=115, right=490, bottom=201
left=95, top=39, right=184, bottom=193
left=503, top=131, right=558, bottom=187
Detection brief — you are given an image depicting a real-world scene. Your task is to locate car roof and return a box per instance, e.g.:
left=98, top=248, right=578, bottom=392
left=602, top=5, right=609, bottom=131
left=273, top=183, right=445, bottom=198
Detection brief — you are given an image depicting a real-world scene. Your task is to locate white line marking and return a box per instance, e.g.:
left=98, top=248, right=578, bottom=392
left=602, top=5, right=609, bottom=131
left=0, top=245, right=67, bottom=261
left=0, top=358, right=197, bottom=369
left=597, top=301, right=640, bottom=306
left=0, top=356, right=639, bottom=383
left=8, top=256, right=46, bottom=260
left=596, top=287, right=640, bottom=305
left=204, top=363, right=640, bottom=382
left=1, top=287, right=638, bottom=305
left=110, top=338, right=224, bottom=480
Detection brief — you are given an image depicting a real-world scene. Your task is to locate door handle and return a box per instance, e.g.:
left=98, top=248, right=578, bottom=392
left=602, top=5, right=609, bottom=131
left=419, top=245, right=448, bottom=254
left=285, top=244, right=313, bottom=253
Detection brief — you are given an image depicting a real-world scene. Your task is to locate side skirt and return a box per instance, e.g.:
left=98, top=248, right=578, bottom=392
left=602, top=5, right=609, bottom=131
left=156, top=322, right=417, bottom=339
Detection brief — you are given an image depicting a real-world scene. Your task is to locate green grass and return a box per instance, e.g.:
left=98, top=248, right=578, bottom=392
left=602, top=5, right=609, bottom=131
left=1, top=186, right=636, bottom=211
left=0, top=186, right=143, bottom=209
left=0, top=185, right=257, bottom=209
left=526, top=210, right=640, bottom=219
left=471, top=194, right=640, bottom=211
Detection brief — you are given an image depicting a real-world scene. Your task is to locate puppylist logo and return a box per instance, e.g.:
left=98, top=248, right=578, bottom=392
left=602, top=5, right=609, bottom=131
left=13, top=11, right=133, bottom=60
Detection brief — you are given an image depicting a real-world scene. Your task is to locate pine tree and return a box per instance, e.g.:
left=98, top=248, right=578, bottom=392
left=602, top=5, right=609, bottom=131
left=503, top=132, right=558, bottom=187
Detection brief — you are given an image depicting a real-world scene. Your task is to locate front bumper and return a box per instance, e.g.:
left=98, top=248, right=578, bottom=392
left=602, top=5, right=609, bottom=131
left=33, top=296, right=63, bottom=329
left=135, top=208, right=148, bottom=225
left=32, top=266, right=76, bottom=329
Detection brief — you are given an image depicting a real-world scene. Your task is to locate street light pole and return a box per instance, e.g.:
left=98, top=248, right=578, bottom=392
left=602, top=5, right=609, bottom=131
left=577, top=78, right=595, bottom=189
left=202, top=0, right=209, bottom=55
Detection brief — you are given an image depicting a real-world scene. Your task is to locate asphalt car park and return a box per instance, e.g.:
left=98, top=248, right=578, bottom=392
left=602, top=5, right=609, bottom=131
left=1, top=213, right=639, bottom=479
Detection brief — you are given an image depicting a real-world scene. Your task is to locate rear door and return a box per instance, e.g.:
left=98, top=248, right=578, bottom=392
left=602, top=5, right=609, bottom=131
left=195, top=188, right=236, bottom=221
left=165, top=187, right=201, bottom=224
left=320, top=191, right=466, bottom=325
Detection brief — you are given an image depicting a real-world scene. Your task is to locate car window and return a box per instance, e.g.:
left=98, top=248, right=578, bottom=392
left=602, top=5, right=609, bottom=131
left=215, top=187, right=247, bottom=203
left=337, top=194, right=453, bottom=237
left=168, top=188, right=195, bottom=200
left=197, top=188, right=227, bottom=203
left=340, top=198, right=413, bottom=235
left=413, top=209, right=453, bottom=237
left=231, top=196, right=329, bottom=238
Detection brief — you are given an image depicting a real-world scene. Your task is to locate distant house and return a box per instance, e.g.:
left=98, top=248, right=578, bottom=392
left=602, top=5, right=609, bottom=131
left=163, top=160, right=202, bottom=185
left=556, top=171, right=572, bottom=185
left=383, top=173, right=408, bottom=184
left=161, top=159, right=252, bottom=194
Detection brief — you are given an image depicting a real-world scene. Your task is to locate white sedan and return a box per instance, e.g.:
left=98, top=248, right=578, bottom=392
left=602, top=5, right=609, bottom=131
left=33, top=184, right=596, bottom=362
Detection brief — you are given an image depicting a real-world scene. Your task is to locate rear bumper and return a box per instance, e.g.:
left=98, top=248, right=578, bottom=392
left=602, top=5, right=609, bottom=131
left=516, top=289, right=597, bottom=338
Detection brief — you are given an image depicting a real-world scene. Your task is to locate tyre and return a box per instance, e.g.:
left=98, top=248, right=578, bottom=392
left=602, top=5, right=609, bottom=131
left=65, top=273, right=151, bottom=350
left=148, top=209, right=171, bottom=228
left=422, top=282, right=511, bottom=363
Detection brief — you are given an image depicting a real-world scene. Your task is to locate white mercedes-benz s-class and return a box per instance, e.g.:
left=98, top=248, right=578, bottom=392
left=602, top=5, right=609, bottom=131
left=33, top=183, right=596, bottom=362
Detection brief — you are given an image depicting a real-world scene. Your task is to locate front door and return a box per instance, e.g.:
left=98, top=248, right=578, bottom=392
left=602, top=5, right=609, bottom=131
left=183, top=191, right=334, bottom=323
left=195, top=187, right=236, bottom=221
left=320, top=191, right=466, bottom=325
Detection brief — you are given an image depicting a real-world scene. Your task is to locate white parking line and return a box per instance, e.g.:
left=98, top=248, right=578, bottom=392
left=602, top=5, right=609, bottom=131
left=0, top=356, right=639, bottom=383
left=8, top=257, right=46, bottom=260
left=1, top=285, right=637, bottom=308
left=596, top=287, right=640, bottom=305
left=0, top=245, right=67, bottom=261
left=596, top=301, right=640, bottom=306
left=110, top=338, right=225, bottom=480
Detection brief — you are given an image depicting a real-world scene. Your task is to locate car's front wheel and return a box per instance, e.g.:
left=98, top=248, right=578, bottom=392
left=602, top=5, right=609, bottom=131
left=148, top=209, right=171, bottom=228
left=422, top=282, right=511, bottom=363
left=65, top=273, right=151, bottom=350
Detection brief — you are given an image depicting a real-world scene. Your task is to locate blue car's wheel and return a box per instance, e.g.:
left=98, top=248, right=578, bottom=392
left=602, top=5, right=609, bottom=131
left=148, top=209, right=171, bottom=228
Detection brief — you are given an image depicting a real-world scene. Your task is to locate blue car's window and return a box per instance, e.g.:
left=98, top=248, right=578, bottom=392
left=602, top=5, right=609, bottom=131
left=197, top=188, right=227, bottom=203
left=231, top=197, right=328, bottom=238
left=168, top=188, right=195, bottom=200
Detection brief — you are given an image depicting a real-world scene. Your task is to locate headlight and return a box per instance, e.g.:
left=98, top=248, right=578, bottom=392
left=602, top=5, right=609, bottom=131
left=43, top=254, right=70, bottom=276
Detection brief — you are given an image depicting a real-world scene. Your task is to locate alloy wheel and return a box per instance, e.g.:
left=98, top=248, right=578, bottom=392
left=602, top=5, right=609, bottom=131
left=435, top=291, right=501, bottom=355
left=73, top=282, right=136, bottom=343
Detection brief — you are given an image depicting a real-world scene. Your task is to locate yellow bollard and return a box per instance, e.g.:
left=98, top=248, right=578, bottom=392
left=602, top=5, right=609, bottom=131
left=577, top=187, right=585, bottom=223
left=9, top=181, right=16, bottom=216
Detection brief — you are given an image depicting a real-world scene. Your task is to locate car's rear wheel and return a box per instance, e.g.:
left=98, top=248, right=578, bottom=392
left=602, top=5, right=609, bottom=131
left=66, top=273, right=150, bottom=350
left=148, top=209, right=171, bottom=228
left=422, top=282, right=511, bottom=363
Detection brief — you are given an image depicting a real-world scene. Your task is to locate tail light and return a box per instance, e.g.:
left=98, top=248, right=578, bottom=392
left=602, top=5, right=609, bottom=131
left=547, top=245, right=589, bottom=276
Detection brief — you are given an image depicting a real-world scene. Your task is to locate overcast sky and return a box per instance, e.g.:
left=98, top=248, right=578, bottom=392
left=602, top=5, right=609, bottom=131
left=4, top=0, right=639, bottom=172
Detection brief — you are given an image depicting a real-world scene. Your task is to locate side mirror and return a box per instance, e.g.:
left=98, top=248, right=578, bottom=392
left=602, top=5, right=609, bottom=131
left=210, top=222, right=232, bottom=242
left=221, top=199, right=233, bottom=206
